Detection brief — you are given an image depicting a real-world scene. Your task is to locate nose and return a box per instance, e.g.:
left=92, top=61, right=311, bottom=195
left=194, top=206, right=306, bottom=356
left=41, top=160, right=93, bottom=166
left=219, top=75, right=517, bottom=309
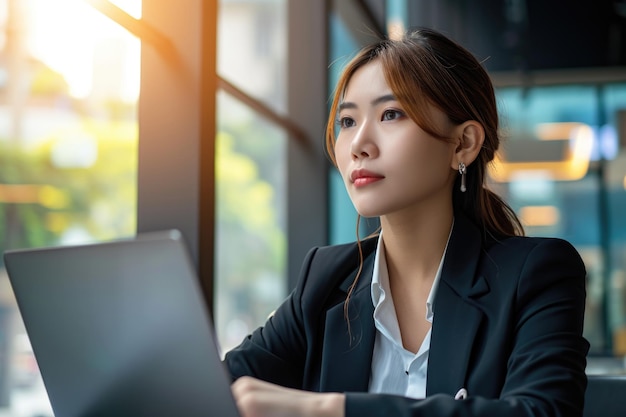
left=350, top=119, right=378, bottom=160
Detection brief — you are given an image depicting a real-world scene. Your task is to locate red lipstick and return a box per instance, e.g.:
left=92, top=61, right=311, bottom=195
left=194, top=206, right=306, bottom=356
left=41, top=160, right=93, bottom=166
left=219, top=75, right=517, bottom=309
left=350, top=169, right=384, bottom=187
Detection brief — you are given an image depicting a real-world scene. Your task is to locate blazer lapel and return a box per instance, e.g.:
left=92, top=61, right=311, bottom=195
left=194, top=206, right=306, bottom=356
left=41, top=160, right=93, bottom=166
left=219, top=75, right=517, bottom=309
left=427, top=214, right=491, bottom=396
left=320, top=242, right=377, bottom=393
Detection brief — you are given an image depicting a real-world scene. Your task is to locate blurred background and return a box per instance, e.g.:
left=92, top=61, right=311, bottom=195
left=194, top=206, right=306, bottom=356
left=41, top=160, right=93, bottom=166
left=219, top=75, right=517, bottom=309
left=0, top=0, right=624, bottom=416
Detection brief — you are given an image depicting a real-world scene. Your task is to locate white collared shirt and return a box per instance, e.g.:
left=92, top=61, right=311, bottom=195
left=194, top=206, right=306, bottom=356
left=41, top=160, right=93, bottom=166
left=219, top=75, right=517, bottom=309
left=368, top=231, right=450, bottom=399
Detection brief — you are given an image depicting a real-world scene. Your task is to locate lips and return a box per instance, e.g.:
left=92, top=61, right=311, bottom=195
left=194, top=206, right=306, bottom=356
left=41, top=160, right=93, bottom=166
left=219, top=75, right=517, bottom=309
left=350, top=169, right=384, bottom=187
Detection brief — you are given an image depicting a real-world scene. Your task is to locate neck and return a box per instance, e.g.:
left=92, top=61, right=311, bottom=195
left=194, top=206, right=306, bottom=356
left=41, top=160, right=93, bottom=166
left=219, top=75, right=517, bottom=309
left=380, top=204, right=454, bottom=286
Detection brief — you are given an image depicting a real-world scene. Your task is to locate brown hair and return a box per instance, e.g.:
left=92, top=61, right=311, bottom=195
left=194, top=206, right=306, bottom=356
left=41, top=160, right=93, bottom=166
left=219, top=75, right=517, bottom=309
left=326, top=27, right=524, bottom=239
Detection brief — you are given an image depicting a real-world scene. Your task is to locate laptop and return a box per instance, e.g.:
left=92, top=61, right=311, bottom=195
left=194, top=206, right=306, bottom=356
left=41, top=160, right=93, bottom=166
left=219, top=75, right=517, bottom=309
left=4, top=230, right=241, bottom=417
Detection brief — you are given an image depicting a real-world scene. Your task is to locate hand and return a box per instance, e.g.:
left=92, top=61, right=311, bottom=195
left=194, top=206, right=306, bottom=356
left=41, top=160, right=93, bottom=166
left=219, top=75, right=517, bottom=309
left=231, top=376, right=345, bottom=417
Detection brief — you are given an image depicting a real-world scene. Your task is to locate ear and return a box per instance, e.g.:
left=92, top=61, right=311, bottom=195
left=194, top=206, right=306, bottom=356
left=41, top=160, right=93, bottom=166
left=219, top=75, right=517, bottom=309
left=450, top=120, right=485, bottom=170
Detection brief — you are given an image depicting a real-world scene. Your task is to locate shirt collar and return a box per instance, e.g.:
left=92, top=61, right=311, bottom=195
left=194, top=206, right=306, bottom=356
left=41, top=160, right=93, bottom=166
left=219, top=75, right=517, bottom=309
left=370, top=235, right=386, bottom=309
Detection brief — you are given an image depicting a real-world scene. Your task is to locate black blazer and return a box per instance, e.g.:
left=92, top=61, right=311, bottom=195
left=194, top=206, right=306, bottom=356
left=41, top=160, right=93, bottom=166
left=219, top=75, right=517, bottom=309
left=225, top=213, right=589, bottom=417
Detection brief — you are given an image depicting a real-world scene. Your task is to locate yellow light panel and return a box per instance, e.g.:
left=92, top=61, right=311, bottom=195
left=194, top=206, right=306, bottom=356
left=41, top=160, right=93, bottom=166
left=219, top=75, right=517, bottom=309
left=489, top=122, right=593, bottom=182
left=519, top=205, right=560, bottom=227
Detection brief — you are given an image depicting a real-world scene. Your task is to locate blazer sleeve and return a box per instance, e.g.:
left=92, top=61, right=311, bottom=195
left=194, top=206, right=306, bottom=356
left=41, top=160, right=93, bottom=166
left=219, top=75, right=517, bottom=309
left=224, top=246, right=317, bottom=389
left=344, top=238, right=589, bottom=417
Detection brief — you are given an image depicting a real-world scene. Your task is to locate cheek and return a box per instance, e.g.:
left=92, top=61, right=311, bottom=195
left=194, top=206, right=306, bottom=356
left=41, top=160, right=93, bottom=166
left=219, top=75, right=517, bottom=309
left=333, top=138, right=352, bottom=176
left=394, top=138, right=455, bottom=180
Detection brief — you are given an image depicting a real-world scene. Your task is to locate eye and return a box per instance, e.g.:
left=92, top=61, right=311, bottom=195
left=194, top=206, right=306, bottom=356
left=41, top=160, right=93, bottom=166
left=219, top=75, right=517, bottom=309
left=337, top=116, right=356, bottom=129
left=382, top=109, right=404, bottom=121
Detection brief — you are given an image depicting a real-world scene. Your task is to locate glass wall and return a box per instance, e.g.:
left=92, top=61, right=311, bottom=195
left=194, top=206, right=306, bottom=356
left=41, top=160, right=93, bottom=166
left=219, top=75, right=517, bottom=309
left=215, top=0, right=288, bottom=354
left=0, top=0, right=140, bottom=415
left=491, top=81, right=626, bottom=371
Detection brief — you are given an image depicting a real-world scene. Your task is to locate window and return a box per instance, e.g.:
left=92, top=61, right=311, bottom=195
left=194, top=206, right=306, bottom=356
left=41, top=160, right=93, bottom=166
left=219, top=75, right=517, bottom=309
left=215, top=0, right=288, bottom=354
left=0, top=1, right=333, bottom=415
left=0, top=0, right=140, bottom=415
left=214, top=0, right=332, bottom=352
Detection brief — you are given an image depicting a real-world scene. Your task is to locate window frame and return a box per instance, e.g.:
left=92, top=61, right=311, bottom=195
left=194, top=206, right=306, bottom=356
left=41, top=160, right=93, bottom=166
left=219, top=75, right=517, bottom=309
left=136, top=1, right=332, bottom=306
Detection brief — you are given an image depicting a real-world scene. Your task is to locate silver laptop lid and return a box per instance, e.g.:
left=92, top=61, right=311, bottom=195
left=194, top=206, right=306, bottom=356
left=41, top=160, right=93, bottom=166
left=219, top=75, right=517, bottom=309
left=4, top=230, right=240, bottom=417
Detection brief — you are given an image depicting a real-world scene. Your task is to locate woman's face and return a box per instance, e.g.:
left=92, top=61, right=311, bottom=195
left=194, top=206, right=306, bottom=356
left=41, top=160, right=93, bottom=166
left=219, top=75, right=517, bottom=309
left=334, top=60, right=458, bottom=219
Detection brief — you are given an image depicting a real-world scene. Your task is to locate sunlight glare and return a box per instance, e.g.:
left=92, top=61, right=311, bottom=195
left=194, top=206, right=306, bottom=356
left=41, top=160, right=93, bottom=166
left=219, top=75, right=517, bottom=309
left=25, top=0, right=140, bottom=100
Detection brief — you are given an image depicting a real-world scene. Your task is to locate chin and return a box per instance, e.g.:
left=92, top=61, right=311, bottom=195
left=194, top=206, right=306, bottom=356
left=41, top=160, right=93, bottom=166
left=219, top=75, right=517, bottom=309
left=354, top=208, right=383, bottom=218
left=352, top=200, right=391, bottom=218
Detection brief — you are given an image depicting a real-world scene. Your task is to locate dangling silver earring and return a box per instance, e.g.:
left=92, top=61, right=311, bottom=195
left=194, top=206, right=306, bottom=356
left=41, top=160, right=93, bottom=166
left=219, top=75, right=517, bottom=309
left=459, top=162, right=467, bottom=192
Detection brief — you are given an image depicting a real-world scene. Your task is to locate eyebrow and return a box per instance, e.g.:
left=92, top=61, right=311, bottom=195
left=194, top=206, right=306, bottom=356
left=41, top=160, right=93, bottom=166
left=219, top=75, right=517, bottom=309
left=338, top=94, right=397, bottom=111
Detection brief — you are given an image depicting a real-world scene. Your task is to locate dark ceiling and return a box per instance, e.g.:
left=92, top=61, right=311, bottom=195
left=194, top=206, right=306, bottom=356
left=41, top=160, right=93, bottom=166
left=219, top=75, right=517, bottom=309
left=397, top=0, right=626, bottom=72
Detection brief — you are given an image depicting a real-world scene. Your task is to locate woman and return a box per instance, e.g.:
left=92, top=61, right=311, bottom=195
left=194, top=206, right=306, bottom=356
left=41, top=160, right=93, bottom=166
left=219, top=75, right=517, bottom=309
left=226, top=27, right=589, bottom=417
